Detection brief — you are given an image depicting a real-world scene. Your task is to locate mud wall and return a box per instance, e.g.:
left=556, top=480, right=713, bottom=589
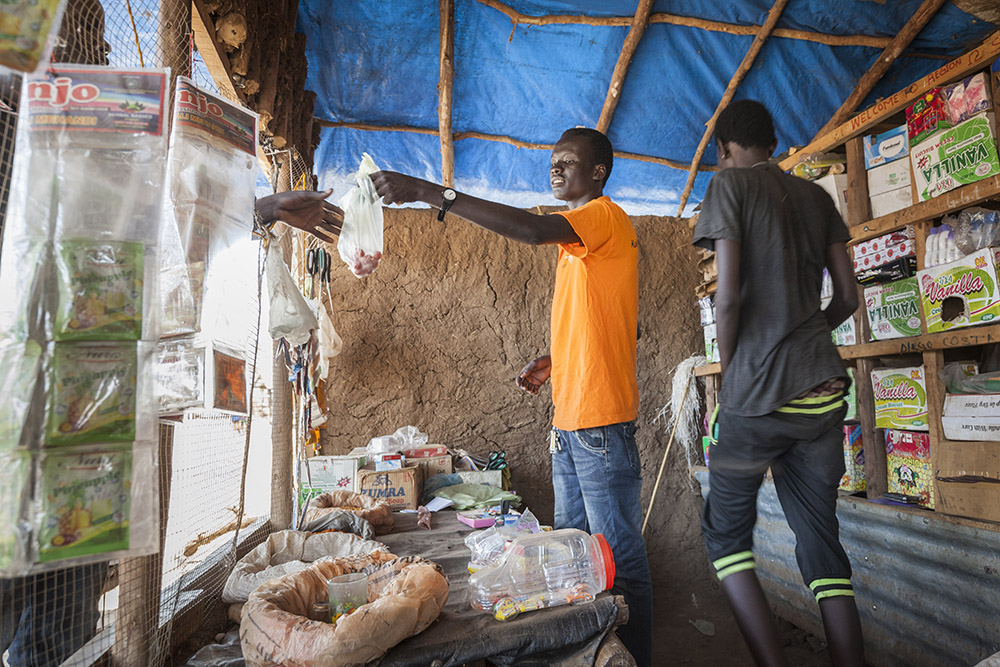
left=321, top=207, right=711, bottom=583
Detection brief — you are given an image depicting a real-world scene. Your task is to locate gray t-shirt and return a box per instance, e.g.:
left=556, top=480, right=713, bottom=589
left=693, top=164, right=851, bottom=417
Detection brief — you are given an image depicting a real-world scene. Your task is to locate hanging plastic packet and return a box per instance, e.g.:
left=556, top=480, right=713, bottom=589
left=337, top=153, right=384, bottom=277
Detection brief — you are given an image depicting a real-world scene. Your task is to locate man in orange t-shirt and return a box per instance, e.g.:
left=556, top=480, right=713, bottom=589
left=372, top=128, right=651, bottom=666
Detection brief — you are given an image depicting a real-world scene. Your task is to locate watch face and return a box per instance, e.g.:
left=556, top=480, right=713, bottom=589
left=443, top=189, right=457, bottom=201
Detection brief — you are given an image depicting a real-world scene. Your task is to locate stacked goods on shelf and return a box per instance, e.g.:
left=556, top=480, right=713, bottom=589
left=821, top=270, right=857, bottom=345
left=155, top=77, right=259, bottom=416
left=863, top=126, right=913, bottom=217
left=853, top=226, right=917, bottom=285
left=865, top=277, right=922, bottom=340
left=871, top=366, right=929, bottom=431
left=0, top=66, right=169, bottom=574
left=917, top=246, right=1000, bottom=332
left=908, top=74, right=999, bottom=202
left=885, top=429, right=935, bottom=508
left=699, top=296, right=719, bottom=363
left=941, top=363, right=1000, bottom=441
left=839, top=425, right=865, bottom=493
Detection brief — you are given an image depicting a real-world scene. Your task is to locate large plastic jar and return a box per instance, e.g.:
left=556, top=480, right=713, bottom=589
left=469, top=528, right=615, bottom=621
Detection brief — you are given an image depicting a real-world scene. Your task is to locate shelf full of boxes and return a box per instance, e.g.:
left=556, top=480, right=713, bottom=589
left=694, top=31, right=1000, bottom=526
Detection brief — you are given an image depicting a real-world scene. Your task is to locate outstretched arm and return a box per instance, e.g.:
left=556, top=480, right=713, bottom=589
left=371, top=171, right=580, bottom=246
left=256, top=190, right=344, bottom=242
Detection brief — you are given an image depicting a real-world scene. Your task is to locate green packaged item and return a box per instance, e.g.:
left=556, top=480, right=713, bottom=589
left=46, top=343, right=137, bottom=446
left=0, top=341, right=42, bottom=451
left=844, top=368, right=858, bottom=421
left=917, top=248, right=1000, bottom=333
left=0, top=453, right=28, bottom=571
left=55, top=240, right=144, bottom=341
left=911, top=113, right=1000, bottom=201
left=871, top=366, right=929, bottom=431
left=865, top=277, right=922, bottom=340
left=38, top=446, right=132, bottom=563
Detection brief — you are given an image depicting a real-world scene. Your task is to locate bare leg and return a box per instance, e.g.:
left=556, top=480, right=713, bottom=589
left=719, top=569, right=790, bottom=667
left=818, top=595, right=864, bottom=667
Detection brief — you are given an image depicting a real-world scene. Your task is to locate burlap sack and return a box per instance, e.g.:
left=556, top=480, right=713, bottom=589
left=221, top=530, right=387, bottom=604
left=240, top=552, right=449, bottom=667
left=303, top=490, right=394, bottom=534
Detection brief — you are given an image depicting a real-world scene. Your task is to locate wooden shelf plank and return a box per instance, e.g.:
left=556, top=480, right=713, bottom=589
left=694, top=362, right=721, bottom=377
left=778, top=30, right=1000, bottom=172
left=836, top=323, right=1000, bottom=359
left=847, top=175, right=1000, bottom=245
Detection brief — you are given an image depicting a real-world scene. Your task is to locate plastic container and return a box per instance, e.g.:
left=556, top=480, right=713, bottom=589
left=469, top=528, right=615, bottom=621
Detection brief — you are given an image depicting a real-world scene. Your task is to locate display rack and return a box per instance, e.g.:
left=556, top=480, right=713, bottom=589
left=696, top=31, right=1000, bottom=525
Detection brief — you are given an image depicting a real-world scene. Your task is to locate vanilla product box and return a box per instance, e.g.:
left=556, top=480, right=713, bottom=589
left=910, top=112, right=1000, bottom=201
left=865, top=277, right=922, bottom=340
left=885, top=429, right=934, bottom=508
left=916, top=247, right=1000, bottom=333
left=871, top=366, right=929, bottom=431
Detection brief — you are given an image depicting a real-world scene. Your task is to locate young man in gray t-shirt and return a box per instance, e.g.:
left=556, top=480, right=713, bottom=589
left=693, top=100, right=864, bottom=667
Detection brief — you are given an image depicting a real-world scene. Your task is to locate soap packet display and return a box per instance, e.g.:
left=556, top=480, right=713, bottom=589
left=0, top=341, right=44, bottom=452
left=33, top=442, right=159, bottom=569
left=0, top=452, right=30, bottom=574
left=44, top=341, right=154, bottom=447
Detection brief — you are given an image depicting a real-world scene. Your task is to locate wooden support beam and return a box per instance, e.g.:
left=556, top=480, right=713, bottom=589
left=596, top=0, right=653, bottom=134
left=438, top=0, right=456, bottom=187
left=475, top=0, right=943, bottom=54
left=315, top=119, right=715, bottom=172
left=191, top=0, right=245, bottom=104
left=812, top=0, right=947, bottom=141
left=675, top=0, right=789, bottom=216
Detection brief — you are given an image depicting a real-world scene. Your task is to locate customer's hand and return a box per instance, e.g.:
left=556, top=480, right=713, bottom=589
left=257, top=190, right=343, bottom=242
left=516, top=355, right=552, bottom=395
left=371, top=171, right=431, bottom=206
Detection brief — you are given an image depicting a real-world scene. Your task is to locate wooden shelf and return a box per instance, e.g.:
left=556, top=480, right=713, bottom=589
left=694, top=362, right=721, bottom=376
left=836, top=323, right=1000, bottom=359
left=847, top=175, right=1000, bottom=245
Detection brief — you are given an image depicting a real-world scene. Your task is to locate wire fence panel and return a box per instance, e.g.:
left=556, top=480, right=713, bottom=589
left=0, top=2, right=271, bottom=666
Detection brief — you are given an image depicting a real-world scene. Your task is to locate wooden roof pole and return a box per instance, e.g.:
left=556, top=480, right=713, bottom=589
left=439, top=0, right=456, bottom=187
left=596, top=0, right=654, bottom=134
left=675, top=0, right=789, bottom=216
left=811, top=0, right=947, bottom=141
left=475, top=0, right=939, bottom=53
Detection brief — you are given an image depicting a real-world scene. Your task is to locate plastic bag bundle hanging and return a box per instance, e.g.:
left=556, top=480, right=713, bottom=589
left=266, top=244, right=318, bottom=347
left=337, top=153, right=384, bottom=277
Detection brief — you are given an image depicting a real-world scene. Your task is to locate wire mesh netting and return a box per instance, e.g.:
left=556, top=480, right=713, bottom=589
left=0, top=1, right=274, bottom=666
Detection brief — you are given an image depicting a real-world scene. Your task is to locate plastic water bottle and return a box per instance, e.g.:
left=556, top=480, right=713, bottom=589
left=945, top=228, right=962, bottom=263
left=469, top=528, right=615, bottom=621
left=925, top=227, right=938, bottom=268
left=935, top=224, right=951, bottom=266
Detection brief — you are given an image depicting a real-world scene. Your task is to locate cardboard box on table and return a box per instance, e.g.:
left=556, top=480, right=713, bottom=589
left=299, top=454, right=366, bottom=499
left=358, top=464, right=423, bottom=510
left=885, top=429, right=934, bottom=508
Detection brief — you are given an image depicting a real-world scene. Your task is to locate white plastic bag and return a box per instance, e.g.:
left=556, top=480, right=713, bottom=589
left=337, top=153, right=384, bottom=278
left=266, top=245, right=317, bottom=346
left=311, top=297, right=343, bottom=383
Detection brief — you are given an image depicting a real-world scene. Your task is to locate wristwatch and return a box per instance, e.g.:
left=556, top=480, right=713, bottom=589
left=438, top=188, right=457, bottom=221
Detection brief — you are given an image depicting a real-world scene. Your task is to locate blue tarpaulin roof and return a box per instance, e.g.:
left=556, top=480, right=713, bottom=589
left=296, top=1, right=997, bottom=216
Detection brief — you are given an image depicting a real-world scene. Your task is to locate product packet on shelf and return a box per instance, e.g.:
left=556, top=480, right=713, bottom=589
left=910, top=113, right=1000, bottom=201
left=871, top=366, right=929, bottom=431
left=0, top=0, right=67, bottom=72
left=943, top=81, right=969, bottom=124
left=0, top=341, right=43, bottom=451
left=44, top=342, right=153, bottom=446
left=839, top=426, right=865, bottom=493
left=0, top=452, right=30, bottom=573
left=154, top=336, right=205, bottom=415
left=855, top=256, right=917, bottom=286
left=865, top=278, right=922, bottom=340
left=54, top=240, right=145, bottom=341
left=906, top=88, right=951, bottom=146
left=964, top=72, right=991, bottom=117
left=917, top=247, right=1000, bottom=332
left=885, top=430, right=934, bottom=508
left=863, top=125, right=908, bottom=170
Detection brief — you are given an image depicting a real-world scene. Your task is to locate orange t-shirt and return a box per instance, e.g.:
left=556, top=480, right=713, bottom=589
left=550, top=196, right=639, bottom=431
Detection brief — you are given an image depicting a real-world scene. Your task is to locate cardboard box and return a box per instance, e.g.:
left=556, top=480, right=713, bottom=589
left=822, top=300, right=856, bottom=346
left=935, top=439, right=1000, bottom=522
left=853, top=239, right=916, bottom=272
left=865, top=277, right=922, bottom=340
left=853, top=226, right=915, bottom=257
left=358, top=464, right=423, bottom=510
left=839, top=425, right=865, bottom=492
left=300, top=455, right=365, bottom=494
left=863, top=125, right=909, bottom=169
left=815, top=173, right=849, bottom=220
left=870, top=187, right=914, bottom=218
left=917, top=247, right=1000, bottom=333
left=910, top=113, right=1000, bottom=201
left=885, top=429, right=934, bottom=508
left=942, top=392, right=1000, bottom=441
left=867, top=160, right=912, bottom=197
left=414, top=454, right=453, bottom=479
left=855, top=256, right=917, bottom=286
left=402, top=445, right=449, bottom=458
left=906, top=88, right=952, bottom=146
left=375, top=454, right=404, bottom=471
left=871, top=366, right=929, bottom=431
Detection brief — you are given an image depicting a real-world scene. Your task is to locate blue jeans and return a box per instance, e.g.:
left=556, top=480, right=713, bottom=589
left=1, top=562, right=107, bottom=666
left=553, top=421, right=653, bottom=667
